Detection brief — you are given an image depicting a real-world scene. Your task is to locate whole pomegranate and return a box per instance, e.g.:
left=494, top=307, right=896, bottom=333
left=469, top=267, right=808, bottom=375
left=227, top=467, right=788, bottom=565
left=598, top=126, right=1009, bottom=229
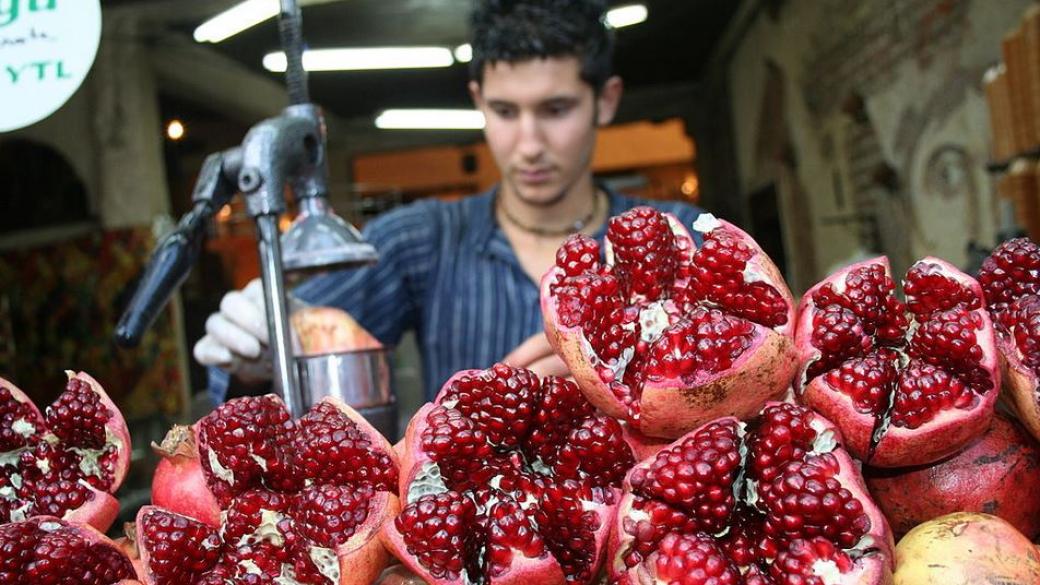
left=541, top=209, right=797, bottom=439
left=609, top=402, right=894, bottom=585
left=864, top=413, right=1040, bottom=539
left=382, top=364, right=636, bottom=585
left=0, top=371, right=131, bottom=532
left=149, top=394, right=400, bottom=585
left=977, top=237, right=1040, bottom=442
left=292, top=306, right=383, bottom=355
left=0, top=515, right=141, bottom=585
left=893, top=512, right=1040, bottom=584
left=795, top=256, right=999, bottom=467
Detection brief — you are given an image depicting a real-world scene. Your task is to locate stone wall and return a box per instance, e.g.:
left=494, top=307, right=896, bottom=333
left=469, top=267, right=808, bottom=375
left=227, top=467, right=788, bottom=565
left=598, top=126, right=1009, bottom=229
left=727, top=0, right=1030, bottom=291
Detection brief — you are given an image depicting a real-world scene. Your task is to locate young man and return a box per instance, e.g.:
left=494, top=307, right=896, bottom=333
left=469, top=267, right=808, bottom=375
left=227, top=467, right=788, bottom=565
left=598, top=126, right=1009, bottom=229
left=195, top=0, right=703, bottom=401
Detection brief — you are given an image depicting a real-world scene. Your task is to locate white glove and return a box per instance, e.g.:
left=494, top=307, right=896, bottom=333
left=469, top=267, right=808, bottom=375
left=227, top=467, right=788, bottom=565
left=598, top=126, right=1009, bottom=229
left=194, top=279, right=274, bottom=384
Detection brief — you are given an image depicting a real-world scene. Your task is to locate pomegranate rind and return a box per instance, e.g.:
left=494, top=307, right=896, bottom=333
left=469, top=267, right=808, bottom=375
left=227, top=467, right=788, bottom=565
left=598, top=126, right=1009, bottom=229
left=864, top=414, right=1040, bottom=539
left=541, top=214, right=798, bottom=440
left=998, top=335, right=1040, bottom=443
left=150, top=424, right=222, bottom=527
left=639, top=328, right=795, bottom=438
left=609, top=405, right=894, bottom=584
left=893, top=512, right=1040, bottom=584
left=795, top=256, right=1000, bottom=467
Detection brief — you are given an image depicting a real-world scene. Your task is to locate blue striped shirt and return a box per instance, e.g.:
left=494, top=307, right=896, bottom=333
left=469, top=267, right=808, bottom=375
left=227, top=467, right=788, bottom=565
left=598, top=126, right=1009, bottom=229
left=209, top=186, right=703, bottom=402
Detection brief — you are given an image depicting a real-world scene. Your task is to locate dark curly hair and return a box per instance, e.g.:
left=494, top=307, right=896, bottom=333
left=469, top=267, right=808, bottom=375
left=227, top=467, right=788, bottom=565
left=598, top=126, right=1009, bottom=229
left=469, top=0, right=615, bottom=91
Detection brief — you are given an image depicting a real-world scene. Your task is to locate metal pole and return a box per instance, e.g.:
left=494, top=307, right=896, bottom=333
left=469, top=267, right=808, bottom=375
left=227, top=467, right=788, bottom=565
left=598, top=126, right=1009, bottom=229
left=257, top=214, right=303, bottom=416
left=279, top=0, right=309, bottom=106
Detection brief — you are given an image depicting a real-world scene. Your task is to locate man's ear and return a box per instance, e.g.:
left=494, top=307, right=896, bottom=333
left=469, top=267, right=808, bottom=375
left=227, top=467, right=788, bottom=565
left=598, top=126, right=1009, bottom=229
left=596, top=76, right=623, bottom=126
left=468, top=80, right=484, bottom=109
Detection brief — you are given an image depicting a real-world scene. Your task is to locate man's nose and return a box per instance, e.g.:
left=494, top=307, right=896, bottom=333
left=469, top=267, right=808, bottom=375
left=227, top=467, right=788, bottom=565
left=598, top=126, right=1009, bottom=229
left=516, top=112, right=545, bottom=161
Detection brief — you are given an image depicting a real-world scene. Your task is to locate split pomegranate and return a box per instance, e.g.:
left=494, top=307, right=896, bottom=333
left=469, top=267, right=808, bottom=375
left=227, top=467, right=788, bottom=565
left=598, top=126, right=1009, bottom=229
left=0, top=515, right=141, bottom=585
left=863, top=413, right=1040, bottom=539
left=149, top=394, right=400, bottom=585
left=382, top=364, right=635, bottom=584
left=541, top=208, right=797, bottom=439
left=795, top=256, right=999, bottom=467
left=977, top=237, right=1040, bottom=442
left=0, top=371, right=131, bottom=532
left=893, top=512, right=1040, bottom=584
left=609, top=402, right=894, bottom=585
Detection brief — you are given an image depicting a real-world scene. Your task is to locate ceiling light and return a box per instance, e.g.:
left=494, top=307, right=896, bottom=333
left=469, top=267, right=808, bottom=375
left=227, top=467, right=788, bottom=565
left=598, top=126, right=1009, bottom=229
left=263, top=47, right=455, bottom=72
left=166, top=120, right=186, bottom=141
left=454, top=43, right=473, bottom=63
left=606, top=4, right=648, bottom=28
left=375, top=109, right=486, bottom=130
left=194, top=0, right=278, bottom=44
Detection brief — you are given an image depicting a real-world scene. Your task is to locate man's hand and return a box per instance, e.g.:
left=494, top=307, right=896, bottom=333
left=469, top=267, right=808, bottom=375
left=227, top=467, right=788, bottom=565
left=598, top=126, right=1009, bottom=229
left=193, top=279, right=273, bottom=384
left=502, top=332, right=570, bottom=378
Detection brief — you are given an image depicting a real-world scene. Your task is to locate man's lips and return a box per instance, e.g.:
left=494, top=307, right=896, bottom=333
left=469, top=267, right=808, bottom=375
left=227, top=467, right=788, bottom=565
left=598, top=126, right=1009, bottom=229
left=517, top=168, right=553, bottom=184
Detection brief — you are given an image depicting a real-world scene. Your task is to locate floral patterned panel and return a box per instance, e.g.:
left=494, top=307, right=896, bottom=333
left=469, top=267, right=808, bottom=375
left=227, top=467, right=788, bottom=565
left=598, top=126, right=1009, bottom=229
left=0, top=227, right=186, bottom=419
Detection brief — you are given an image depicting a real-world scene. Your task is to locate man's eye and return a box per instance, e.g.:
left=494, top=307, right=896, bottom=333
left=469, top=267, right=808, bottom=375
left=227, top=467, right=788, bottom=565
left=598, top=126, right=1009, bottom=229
left=492, top=106, right=517, bottom=119
left=543, top=103, right=572, bottom=117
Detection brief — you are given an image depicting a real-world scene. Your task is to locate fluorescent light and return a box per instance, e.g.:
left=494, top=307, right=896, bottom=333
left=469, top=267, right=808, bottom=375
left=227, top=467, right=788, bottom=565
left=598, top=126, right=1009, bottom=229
left=454, top=43, right=473, bottom=63
left=263, top=47, right=455, bottom=72
left=606, top=4, right=648, bottom=28
left=194, top=0, right=278, bottom=43
left=375, top=109, right=486, bottom=130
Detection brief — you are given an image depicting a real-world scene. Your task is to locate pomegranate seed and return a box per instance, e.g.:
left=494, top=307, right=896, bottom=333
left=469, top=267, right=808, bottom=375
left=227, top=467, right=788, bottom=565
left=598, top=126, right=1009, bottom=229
left=486, top=496, right=546, bottom=577
left=822, top=351, right=899, bottom=417
left=44, top=378, right=110, bottom=450
left=761, top=454, right=870, bottom=549
left=629, top=420, right=742, bottom=533
left=608, top=206, right=678, bottom=302
left=286, top=401, right=399, bottom=492
left=0, top=385, right=42, bottom=451
left=622, top=497, right=702, bottom=566
left=556, top=233, right=601, bottom=276
left=395, top=491, right=477, bottom=581
left=221, top=489, right=293, bottom=545
left=1011, top=295, right=1040, bottom=374
left=523, top=376, right=595, bottom=465
left=198, top=395, right=291, bottom=504
left=716, top=508, right=779, bottom=569
left=978, top=238, right=1040, bottom=314
left=652, top=532, right=741, bottom=585
left=553, top=414, right=635, bottom=487
left=908, top=307, right=991, bottom=394
left=685, top=230, right=788, bottom=328
left=140, top=508, right=224, bottom=584
left=904, top=262, right=980, bottom=318
left=292, top=483, right=373, bottom=547
left=748, top=404, right=818, bottom=491
left=645, top=308, right=756, bottom=381
left=551, top=271, right=623, bottom=331
left=891, top=361, right=975, bottom=429
left=768, top=537, right=854, bottom=585
left=533, top=479, right=602, bottom=584
left=19, top=521, right=136, bottom=585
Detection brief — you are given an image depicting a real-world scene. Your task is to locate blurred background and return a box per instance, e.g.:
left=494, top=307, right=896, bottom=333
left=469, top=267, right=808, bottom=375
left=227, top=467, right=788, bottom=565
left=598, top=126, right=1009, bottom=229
left=0, top=0, right=1037, bottom=526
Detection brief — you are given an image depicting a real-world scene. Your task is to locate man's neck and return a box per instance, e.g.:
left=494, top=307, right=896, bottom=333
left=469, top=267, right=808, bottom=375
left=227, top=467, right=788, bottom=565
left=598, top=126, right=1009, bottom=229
left=498, top=174, right=599, bottom=233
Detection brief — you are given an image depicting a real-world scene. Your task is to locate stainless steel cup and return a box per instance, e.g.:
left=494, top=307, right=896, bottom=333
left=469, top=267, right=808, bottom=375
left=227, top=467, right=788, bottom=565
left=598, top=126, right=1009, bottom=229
left=295, top=348, right=398, bottom=439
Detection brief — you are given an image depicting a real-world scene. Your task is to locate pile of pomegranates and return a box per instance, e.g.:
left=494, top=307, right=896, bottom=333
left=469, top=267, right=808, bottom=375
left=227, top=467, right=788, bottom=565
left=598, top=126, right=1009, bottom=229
left=5, top=214, right=1040, bottom=585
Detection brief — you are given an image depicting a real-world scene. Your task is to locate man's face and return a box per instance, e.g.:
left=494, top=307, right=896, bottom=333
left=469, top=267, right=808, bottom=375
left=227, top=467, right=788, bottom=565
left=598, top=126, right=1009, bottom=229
left=471, top=56, right=620, bottom=207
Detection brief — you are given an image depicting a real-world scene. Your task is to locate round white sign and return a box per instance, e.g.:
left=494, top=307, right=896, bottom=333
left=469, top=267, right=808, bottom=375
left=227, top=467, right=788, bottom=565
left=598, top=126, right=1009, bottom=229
left=0, top=0, right=102, bottom=133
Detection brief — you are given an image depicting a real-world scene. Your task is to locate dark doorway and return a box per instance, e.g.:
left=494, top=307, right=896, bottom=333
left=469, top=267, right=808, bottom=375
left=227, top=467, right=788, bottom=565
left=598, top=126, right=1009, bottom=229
left=748, top=183, right=789, bottom=279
